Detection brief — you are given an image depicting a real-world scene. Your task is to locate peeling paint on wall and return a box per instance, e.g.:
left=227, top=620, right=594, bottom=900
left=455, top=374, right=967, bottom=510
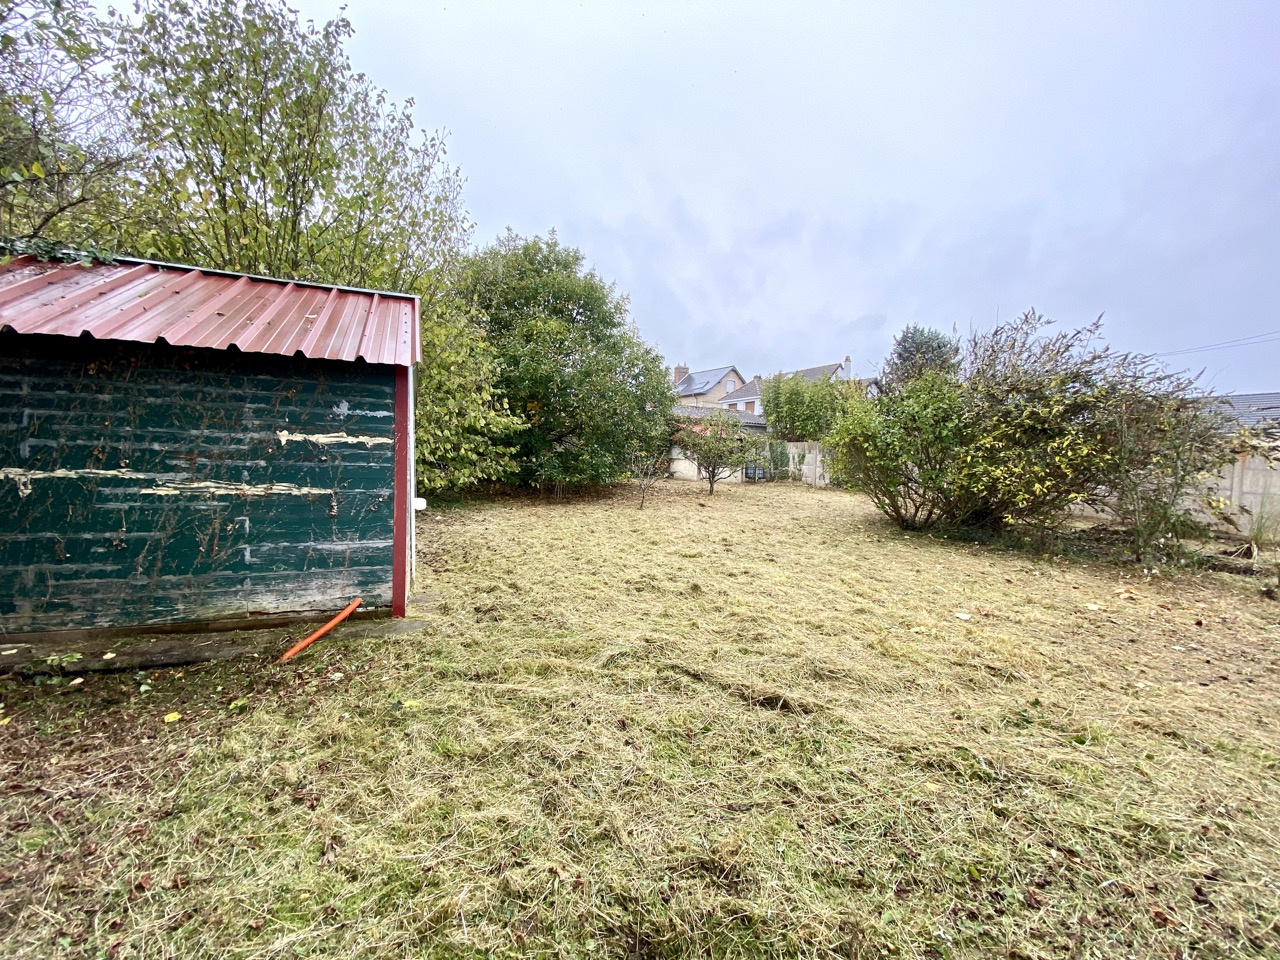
left=0, top=467, right=331, bottom=497
left=276, top=429, right=393, bottom=447
left=138, top=479, right=332, bottom=497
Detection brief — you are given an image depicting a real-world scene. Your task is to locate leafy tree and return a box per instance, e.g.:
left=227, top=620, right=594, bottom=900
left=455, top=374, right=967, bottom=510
left=675, top=413, right=763, bottom=496
left=99, top=0, right=515, bottom=495
left=415, top=303, right=523, bottom=493
left=108, top=0, right=467, bottom=297
left=0, top=0, right=129, bottom=240
left=628, top=411, right=674, bottom=509
left=456, top=232, right=675, bottom=491
left=760, top=372, right=846, bottom=441
left=879, top=324, right=959, bottom=390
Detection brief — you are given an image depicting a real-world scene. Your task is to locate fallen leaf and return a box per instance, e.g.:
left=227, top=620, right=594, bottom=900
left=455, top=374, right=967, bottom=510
left=163, top=712, right=182, bottom=723
left=102, top=652, right=116, bottom=660
left=955, top=612, right=972, bottom=621
left=0, top=717, right=11, bottom=726
left=69, top=678, right=83, bottom=686
left=1086, top=603, right=1101, bottom=611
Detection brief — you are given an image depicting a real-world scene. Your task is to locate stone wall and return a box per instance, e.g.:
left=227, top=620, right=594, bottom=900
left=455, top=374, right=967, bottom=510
left=668, top=446, right=745, bottom=485
left=1207, top=454, right=1278, bottom=538
left=783, top=442, right=831, bottom=487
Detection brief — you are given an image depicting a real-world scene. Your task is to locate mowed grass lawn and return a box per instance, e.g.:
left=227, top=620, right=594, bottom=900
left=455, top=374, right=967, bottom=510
left=3, top=482, right=1279, bottom=959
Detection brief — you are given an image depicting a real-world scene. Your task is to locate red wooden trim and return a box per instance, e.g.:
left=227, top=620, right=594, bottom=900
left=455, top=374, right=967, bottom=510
left=391, top=364, right=411, bottom=617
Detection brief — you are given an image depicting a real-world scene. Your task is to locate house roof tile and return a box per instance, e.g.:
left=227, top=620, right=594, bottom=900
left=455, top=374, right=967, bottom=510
left=721, top=362, right=844, bottom=404
left=721, top=377, right=763, bottom=403
left=673, top=403, right=766, bottom=430
left=790, top=362, right=842, bottom=382
left=1225, top=392, right=1280, bottom=429
left=676, top=365, right=741, bottom=396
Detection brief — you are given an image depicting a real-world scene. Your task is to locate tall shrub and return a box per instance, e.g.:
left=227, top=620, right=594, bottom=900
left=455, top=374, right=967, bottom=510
left=827, top=373, right=969, bottom=528
left=830, top=310, right=1246, bottom=556
left=761, top=372, right=845, bottom=442
left=1107, top=391, right=1239, bottom=560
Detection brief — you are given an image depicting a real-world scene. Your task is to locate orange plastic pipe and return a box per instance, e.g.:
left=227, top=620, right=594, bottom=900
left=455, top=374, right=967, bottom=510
left=278, top=597, right=363, bottom=663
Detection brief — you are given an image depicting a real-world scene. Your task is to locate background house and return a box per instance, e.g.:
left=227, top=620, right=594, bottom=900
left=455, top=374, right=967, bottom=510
left=720, top=356, right=854, bottom=415
left=720, top=377, right=764, bottom=414
left=672, top=363, right=746, bottom=407
left=0, top=255, right=421, bottom=638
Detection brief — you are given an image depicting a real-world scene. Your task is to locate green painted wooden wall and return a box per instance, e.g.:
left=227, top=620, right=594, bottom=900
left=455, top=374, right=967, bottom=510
left=0, top=334, right=398, bottom=634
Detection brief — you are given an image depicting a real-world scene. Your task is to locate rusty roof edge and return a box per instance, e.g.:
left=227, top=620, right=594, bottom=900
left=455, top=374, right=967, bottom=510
left=81, top=254, right=421, bottom=305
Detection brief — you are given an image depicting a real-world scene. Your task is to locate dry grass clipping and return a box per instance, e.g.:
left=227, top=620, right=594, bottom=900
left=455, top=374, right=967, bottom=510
left=2, top=481, right=1279, bottom=959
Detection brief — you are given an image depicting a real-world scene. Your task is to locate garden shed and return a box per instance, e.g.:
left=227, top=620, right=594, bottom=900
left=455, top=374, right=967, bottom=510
left=0, top=255, right=420, bottom=639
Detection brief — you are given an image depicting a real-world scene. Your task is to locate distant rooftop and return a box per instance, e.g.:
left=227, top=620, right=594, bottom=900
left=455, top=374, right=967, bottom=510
left=721, top=362, right=846, bottom=403
left=1224, top=392, right=1280, bottom=429
left=721, top=378, right=763, bottom=403
left=673, top=403, right=766, bottom=430
left=789, top=362, right=843, bottom=383
left=675, top=365, right=740, bottom=397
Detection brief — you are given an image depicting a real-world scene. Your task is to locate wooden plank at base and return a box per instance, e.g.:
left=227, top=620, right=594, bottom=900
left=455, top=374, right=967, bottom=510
left=1, top=615, right=430, bottom=673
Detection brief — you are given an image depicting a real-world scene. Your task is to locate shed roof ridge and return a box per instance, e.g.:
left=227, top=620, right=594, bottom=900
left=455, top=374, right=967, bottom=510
left=3, top=249, right=420, bottom=303
left=1, top=260, right=421, bottom=367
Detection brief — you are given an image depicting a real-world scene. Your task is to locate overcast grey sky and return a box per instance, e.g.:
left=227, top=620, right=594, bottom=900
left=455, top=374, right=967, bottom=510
left=294, top=1, right=1280, bottom=392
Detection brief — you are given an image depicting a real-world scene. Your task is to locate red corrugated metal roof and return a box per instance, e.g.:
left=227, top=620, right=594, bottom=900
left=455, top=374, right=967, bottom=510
left=0, top=256, right=421, bottom=366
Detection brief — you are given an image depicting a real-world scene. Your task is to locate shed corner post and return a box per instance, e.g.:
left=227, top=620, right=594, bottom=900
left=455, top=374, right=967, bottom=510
left=392, top=363, right=413, bottom=617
